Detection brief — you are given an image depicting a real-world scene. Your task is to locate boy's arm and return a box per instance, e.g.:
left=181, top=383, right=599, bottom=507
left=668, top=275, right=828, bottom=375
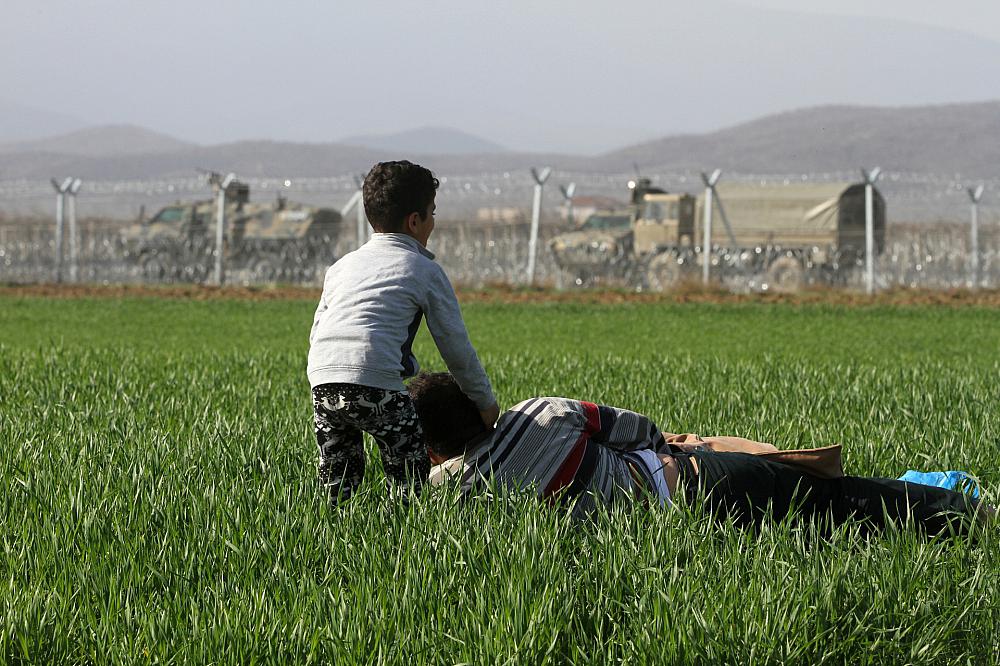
left=308, top=265, right=335, bottom=345
left=479, top=402, right=501, bottom=428
left=308, top=291, right=329, bottom=345
left=423, top=266, right=497, bottom=415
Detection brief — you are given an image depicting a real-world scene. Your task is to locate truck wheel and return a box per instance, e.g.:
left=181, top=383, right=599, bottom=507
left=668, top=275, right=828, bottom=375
left=764, top=256, right=804, bottom=293
left=249, top=256, right=278, bottom=283
left=646, top=254, right=681, bottom=292
left=139, top=253, right=167, bottom=282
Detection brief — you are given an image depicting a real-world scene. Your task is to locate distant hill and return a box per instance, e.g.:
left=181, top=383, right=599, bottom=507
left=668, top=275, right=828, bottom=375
left=0, top=138, right=578, bottom=180
left=0, top=124, right=196, bottom=157
left=0, top=140, right=384, bottom=180
left=340, top=126, right=508, bottom=155
left=602, top=101, right=1000, bottom=176
left=2, top=101, right=998, bottom=180
left=0, top=99, right=88, bottom=142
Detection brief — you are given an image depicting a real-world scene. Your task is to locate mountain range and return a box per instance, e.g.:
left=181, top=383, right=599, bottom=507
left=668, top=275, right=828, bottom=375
left=0, top=124, right=194, bottom=157
left=1, top=100, right=998, bottom=180
left=603, top=101, right=1000, bottom=175
left=340, top=127, right=508, bottom=155
left=0, top=99, right=88, bottom=144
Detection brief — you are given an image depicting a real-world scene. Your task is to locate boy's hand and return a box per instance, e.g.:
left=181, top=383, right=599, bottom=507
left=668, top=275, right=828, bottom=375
left=480, top=402, right=500, bottom=428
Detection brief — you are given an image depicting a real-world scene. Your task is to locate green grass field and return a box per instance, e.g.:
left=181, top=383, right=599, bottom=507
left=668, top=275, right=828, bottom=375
left=2, top=295, right=999, bottom=664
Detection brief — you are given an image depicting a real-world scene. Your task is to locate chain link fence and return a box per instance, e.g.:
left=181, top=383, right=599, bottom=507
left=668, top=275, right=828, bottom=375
left=1, top=170, right=997, bottom=291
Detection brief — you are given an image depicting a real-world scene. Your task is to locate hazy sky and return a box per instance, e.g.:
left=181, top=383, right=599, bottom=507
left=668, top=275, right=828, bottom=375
left=3, top=0, right=999, bottom=154
left=742, top=0, right=1000, bottom=42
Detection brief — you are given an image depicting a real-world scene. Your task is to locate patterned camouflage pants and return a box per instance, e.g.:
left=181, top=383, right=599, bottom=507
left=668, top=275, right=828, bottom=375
left=312, top=383, right=428, bottom=502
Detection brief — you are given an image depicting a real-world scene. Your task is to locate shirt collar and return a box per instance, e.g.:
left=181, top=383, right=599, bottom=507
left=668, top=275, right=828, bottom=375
left=463, top=429, right=495, bottom=456
left=372, top=232, right=435, bottom=260
left=439, top=429, right=495, bottom=466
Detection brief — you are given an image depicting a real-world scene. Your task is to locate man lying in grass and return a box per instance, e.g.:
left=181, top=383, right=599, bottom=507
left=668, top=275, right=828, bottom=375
left=408, top=372, right=995, bottom=533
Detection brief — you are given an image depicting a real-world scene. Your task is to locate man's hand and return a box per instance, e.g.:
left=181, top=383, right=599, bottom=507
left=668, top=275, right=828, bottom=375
left=479, top=402, right=500, bottom=429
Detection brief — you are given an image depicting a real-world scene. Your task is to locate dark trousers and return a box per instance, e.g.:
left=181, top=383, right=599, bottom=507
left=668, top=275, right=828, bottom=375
left=312, top=383, right=427, bottom=503
left=673, top=450, right=979, bottom=535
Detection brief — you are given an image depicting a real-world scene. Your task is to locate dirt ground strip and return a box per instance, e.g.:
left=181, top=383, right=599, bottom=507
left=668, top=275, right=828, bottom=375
left=4, top=282, right=1000, bottom=307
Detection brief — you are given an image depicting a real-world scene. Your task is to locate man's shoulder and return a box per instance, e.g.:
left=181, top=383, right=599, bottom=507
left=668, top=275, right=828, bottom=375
left=504, top=397, right=586, bottom=418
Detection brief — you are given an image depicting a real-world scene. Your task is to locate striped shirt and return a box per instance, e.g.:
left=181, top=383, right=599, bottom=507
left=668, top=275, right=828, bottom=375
left=431, top=397, right=668, bottom=518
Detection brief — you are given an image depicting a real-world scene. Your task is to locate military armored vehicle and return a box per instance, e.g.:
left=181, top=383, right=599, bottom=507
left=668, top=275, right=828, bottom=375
left=548, top=211, right=637, bottom=284
left=121, top=179, right=341, bottom=282
left=550, top=178, right=886, bottom=291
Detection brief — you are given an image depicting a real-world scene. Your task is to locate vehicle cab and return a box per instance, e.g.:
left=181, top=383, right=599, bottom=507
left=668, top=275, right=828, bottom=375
left=633, top=193, right=696, bottom=254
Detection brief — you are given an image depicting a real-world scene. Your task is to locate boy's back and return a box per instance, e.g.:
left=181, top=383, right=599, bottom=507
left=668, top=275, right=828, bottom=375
left=308, top=232, right=493, bottom=407
left=307, top=160, right=497, bottom=503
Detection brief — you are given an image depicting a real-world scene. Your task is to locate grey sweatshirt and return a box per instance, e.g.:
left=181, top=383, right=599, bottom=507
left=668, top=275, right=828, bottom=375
left=307, top=233, right=495, bottom=409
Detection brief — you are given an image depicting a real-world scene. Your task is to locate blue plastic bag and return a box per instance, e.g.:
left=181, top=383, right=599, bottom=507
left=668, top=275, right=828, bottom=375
left=898, top=470, right=981, bottom=499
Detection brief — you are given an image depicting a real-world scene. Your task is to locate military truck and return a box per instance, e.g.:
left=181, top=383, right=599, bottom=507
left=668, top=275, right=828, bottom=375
left=121, top=179, right=342, bottom=282
left=550, top=178, right=886, bottom=291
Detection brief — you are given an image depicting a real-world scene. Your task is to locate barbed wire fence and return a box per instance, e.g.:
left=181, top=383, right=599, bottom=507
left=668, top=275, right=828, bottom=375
left=1, top=169, right=997, bottom=290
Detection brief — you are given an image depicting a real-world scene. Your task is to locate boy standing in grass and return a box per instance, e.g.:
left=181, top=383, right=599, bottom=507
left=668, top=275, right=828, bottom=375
left=307, top=160, right=499, bottom=503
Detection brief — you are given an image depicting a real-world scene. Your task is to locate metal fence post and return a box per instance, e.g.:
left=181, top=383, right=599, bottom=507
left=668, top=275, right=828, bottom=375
left=967, top=184, right=984, bottom=289
left=353, top=175, right=368, bottom=250
left=335, top=188, right=365, bottom=252
left=559, top=182, right=576, bottom=226
left=527, top=166, right=551, bottom=286
left=67, top=178, right=82, bottom=283
left=214, top=173, right=235, bottom=286
left=357, top=200, right=367, bottom=249
left=861, top=167, right=882, bottom=295
left=700, top=169, right=722, bottom=285
left=50, top=177, right=73, bottom=284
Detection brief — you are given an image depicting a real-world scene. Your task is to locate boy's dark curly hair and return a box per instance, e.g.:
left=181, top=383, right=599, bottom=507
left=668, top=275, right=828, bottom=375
left=362, top=160, right=439, bottom=233
left=407, top=372, right=486, bottom=459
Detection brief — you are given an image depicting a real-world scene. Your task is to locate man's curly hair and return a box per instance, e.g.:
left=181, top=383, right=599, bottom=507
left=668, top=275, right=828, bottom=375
left=407, top=372, right=486, bottom=459
left=362, top=160, right=439, bottom=233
